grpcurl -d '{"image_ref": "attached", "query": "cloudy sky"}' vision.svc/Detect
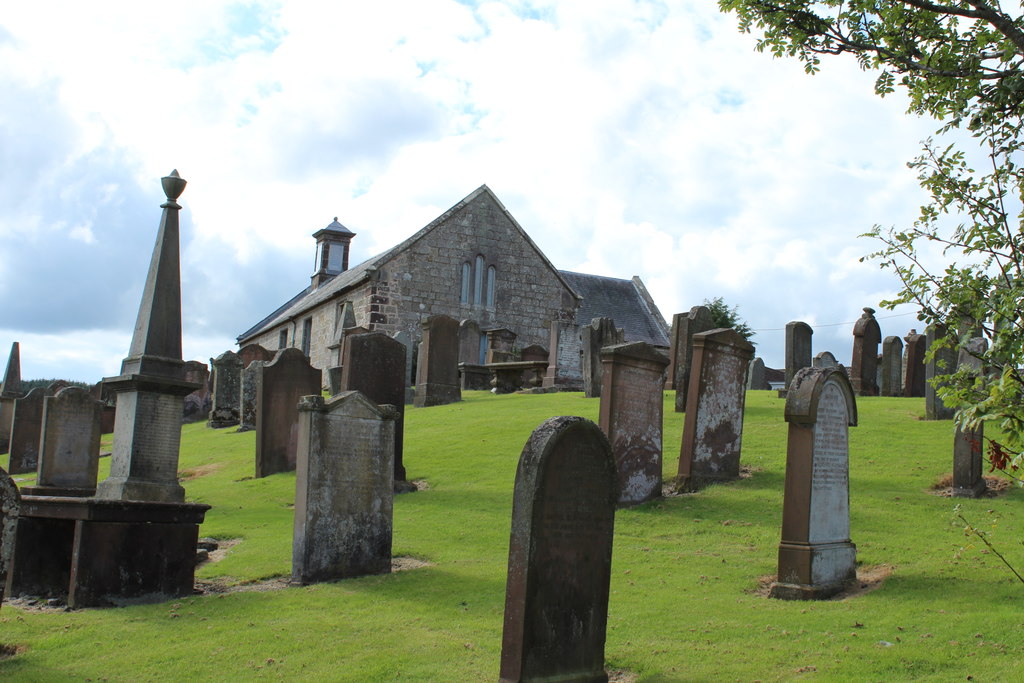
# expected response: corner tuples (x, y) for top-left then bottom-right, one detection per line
(0, 0), (945, 383)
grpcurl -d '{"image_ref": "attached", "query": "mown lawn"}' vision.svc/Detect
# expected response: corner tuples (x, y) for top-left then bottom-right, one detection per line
(1, 390), (1022, 681)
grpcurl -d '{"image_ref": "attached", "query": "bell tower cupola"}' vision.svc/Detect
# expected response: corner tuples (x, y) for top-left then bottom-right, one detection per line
(311, 217), (355, 289)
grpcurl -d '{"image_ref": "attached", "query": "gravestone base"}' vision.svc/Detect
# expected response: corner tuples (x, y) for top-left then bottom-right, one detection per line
(20, 485), (96, 498)
(673, 471), (737, 494)
(7, 496), (209, 609)
(413, 383), (461, 407)
(459, 363), (491, 391)
(206, 410), (239, 429)
(327, 366), (343, 395)
(770, 541), (857, 600)
(952, 481), (988, 498)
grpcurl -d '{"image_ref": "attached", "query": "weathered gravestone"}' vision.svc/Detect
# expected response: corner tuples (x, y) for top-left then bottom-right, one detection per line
(340, 331), (412, 491)
(771, 366), (858, 600)
(327, 326), (371, 394)
(781, 321), (813, 397)
(0, 467), (20, 609)
(238, 343), (274, 369)
(21, 387), (102, 497)
(582, 317), (625, 399)
(182, 360), (211, 423)
(952, 338), (988, 498)
(747, 357), (770, 390)
(925, 324), (958, 420)
(90, 381), (117, 434)
(414, 315), (461, 407)
(599, 342), (670, 506)
(499, 416), (617, 683)
(671, 306), (714, 412)
(880, 336), (904, 397)
(458, 319), (490, 390)
(238, 360), (267, 432)
(208, 350), (243, 428)
(255, 347), (322, 478)
(486, 328), (518, 364)
(292, 392), (396, 584)
(0, 341), (21, 453)
(8, 387), (49, 474)
(850, 307), (881, 396)
(812, 351), (838, 369)
(676, 329), (755, 492)
(902, 329), (927, 398)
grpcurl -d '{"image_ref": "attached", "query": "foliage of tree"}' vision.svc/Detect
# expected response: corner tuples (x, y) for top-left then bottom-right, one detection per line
(719, 0), (1024, 470)
(703, 296), (756, 342)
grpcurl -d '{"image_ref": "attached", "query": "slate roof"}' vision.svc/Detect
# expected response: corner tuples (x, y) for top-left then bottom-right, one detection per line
(558, 270), (670, 347)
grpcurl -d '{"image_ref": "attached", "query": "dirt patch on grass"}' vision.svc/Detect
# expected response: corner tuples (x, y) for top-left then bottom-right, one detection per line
(608, 668), (638, 682)
(180, 463), (225, 481)
(753, 564), (894, 599)
(661, 466), (762, 497)
(411, 479), (430, 491)
(930, 474), (1011, 497)
(202, 538), (242, 564)
(0, 643), (28, 660)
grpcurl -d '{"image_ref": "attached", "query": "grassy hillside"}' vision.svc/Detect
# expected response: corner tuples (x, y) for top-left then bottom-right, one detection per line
(1, 390), (1022, 681)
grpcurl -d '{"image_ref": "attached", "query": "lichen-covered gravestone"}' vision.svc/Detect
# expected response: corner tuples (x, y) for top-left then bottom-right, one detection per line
(0, 467), (20, 609)
(414, 314), (461, 407)
(771, 367), (858, 600)
(292, 392), (396, 584)
(582, 317), (625, 399)
(671, 306), (714, 412)
(7, 386), (49, 474)
(208, 350), (243, 428)
(598, 341), (669, 506)
(255, 348), (322, 478)
(676, 328), (755, 492)
(850, 307), (881, 396)
(237, 359), (267, 432)
(499, 416), (617, 683)
(22, 386), (102, 497)
(781, 321), (813, 397)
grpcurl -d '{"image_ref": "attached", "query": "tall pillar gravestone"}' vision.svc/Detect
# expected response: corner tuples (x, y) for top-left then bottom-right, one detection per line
(7, 387), (48, 474)
(208, 350), (243, 428)
(499, 416), (617, 683)
(0, 341), (22, 453)
(771, 367), (858, 600)
(902, 329), (927, 398)
(340, 331), (412, 491)
(849, 307), (881, 396)
(255, 347), (322, 478)
(880, 335), (904, 397)
(582, 317), (625, 399)
(676, 328), (755, 492)
(0, 468), (20, 609)
(952, 338), (988, 498)
(414, 314), (461, 407)
(672, 306), (714, 412)
(542, 320), (562, 388)
(925, 324), (958, 420)
(598, 342), (670, 506)
(292, 391), (396, 584)
(21, 387), (102, 497)
(781, 321), (813, 397)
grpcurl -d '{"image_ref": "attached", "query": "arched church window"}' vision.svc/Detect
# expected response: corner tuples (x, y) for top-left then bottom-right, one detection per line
(460, 262), (471, 304)
(486, 265), (496, 308)
(473, 255), (485, 305)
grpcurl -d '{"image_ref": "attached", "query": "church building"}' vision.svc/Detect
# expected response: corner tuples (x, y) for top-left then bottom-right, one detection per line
(237, 185), (669, 389)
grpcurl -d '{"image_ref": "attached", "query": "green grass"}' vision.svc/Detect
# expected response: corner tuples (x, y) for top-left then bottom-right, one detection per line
(2, 390), (1023, 681)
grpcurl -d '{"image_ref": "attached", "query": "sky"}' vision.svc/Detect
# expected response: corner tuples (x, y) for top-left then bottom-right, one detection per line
(0, 0), (949, 383)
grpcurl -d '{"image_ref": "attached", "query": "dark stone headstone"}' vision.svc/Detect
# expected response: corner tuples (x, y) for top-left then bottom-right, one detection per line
(771, 366), (858, 600)
(925, 324), (957, 420)
(880, 336), (904, 397)
(952, 338), (988, 498)
(672, 306), (714, 412)
(599, 342), (669, 506)
(237, 360), (267, 432)
(238, 343), (273, 368)
(781, 321), (813, 396)
(340, 332), (409, 487)
(850, 308), (881, 396)
(414, 315), (461, 407)
(255, 348), (322, 478)
(22, 387), (102, 497)
(902, 329), (927, 398)
(812, 351), (838, 369)
(747, 357), (770, 390)
(8, 387), (48, 474)
(676, 328), (755, 491)
(485, 328), (518, 364)
(582, 317), (625, 399)
(0, 467), (20, 609)
(0, 342), (23, 452)
(458, 319), (483, 365)
(208, 350), (243, 428)
(292, 392), (395, 584)
(499, 416), (616, 683)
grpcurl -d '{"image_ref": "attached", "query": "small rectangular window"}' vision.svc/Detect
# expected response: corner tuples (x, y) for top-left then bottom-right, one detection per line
(301, 317), (313, 357)
(278, 329), (288, 349)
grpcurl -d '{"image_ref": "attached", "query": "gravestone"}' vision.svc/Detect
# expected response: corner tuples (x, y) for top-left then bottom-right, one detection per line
(582, 317), (625, 399)
(902, 329), (927, 398)
(458, 319), (490, 390)
(392, 330), (415, 404)
(0, 468), (20, 609)
(520, 345), (548, 363)
(182, 360), (211, 423)
(771, 366), (858, 600)
(208, 350), (243, 428)
(292, 392), (396, 584)
(414, 315), (461, 407)
(238, 343), (273, 369)
(952, 338), (988, 498)
(339, 332), (411, 490)
(850, 307), (881, 396)
(328, 326), (371, 393)
(812, 351), (838, 369)
(485, 328), (518, 364)
(237, 360), (267, 432)
(90, 381), (117, 434)
(880, 336), (904, 397)
(599, 342), (670, 506)
(499, 416), (617, 683)
(0, 342), (21, 453)
(781, 321), (813, 396)
(7, 387), (48, 474)
(255, 348), (323, 478)
(542, 320), (563, 388)
(672, 306), (714, 412)
(925, 324), (957, 420)
(747, 357), (770, 390)
(22, 387), (102, 497)
(676, 328), (755, 492)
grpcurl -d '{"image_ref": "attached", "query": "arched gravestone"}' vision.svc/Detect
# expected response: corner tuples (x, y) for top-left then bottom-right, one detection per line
(599, 342), (670, 506)
(255, 348), (322, 478)
(499, 416), (617, 683)
(747, 357), (769, 390)
(22, 386), (102, 497)
(771, 367), (858, 600)
(782, 321), (813, 396)
(414, 315), (461, 407)
(880, 336), (904, 397)
(8, 387), (49, 474)
(0, 467), (20, 609)
(850, 307), (881, 396)
(208, 350), (243, 428)
(292, 392), (396, 584)
(238, 343), (273, 369)
(671, 306), (714, 412)
(902, 329), (927, 397)
(812, 351), (838, 369)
